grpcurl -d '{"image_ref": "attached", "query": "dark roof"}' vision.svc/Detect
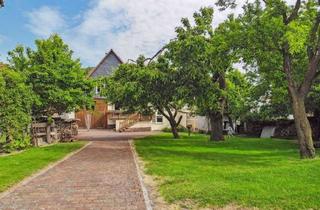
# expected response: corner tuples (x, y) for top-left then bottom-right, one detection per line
(88, 49), (123, 78)
(0, 62), (7, 69)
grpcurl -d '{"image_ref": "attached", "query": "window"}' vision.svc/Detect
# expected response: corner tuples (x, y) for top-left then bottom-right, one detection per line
(95, 86), (100, 95)
(156, 112), (163, 124)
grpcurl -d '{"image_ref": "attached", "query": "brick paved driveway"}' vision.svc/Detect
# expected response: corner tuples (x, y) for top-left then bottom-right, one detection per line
(0, 130), (154, 210)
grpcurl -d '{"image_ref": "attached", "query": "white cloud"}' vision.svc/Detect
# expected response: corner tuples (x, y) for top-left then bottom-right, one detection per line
(26, 6), (66, 37)
(65, 0), (230, 66)
(29, 0), (296, 66)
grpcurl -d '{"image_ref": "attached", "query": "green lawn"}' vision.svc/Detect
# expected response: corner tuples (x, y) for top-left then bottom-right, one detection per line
(135, 133), (320, 210)
(0, 141), (86, 192)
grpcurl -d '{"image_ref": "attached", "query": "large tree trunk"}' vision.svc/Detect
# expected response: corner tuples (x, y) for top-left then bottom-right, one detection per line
(207, 73), (226, 141)
(283, 41), (317, 158)
(290, 90), (316, 158)
(209, 112), (224, 141)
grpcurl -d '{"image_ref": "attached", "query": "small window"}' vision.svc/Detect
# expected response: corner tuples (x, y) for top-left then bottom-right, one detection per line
(156, 112), (163, 124)
(95, 86), (100, 95)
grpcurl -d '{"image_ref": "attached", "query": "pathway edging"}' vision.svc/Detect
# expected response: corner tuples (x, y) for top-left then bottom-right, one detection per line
(0, 141), (92, 200)
(129, 140), (153, 210)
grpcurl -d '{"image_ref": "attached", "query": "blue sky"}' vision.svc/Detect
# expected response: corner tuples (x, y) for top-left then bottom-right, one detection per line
(0, 0), (247, 67)
(0, 1), (89, 62)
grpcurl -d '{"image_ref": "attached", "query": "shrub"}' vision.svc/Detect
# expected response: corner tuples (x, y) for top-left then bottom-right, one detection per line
(162, 125), (188, 133)
(2, 134), (31, 153)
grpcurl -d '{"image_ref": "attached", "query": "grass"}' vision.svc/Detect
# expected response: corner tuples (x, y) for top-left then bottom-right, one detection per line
(135, 133), (320, 210)
(0, 141), (86, 193)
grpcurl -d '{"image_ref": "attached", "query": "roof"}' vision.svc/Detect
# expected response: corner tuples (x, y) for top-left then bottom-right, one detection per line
(0, 62), (7, 69)
(88, 49), (123, 78)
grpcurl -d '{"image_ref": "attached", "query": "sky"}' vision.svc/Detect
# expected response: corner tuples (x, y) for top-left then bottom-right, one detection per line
(0, 0), (295, 67)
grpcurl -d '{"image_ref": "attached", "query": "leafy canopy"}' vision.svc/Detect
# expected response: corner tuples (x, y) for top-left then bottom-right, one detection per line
(8, 34), (93, 117)
(0, 64), (34, 150)
(167, 7), (237, 115)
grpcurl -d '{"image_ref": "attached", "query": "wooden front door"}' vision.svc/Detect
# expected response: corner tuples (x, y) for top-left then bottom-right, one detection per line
(92, 99), (108, 129)
(75, 99), (108, 129)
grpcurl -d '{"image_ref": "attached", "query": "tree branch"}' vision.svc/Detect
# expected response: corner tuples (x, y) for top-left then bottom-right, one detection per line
(173, 108), (178, 118)
(176, 115), (183, 127)
(282, 44), (297, 91)
(308, 12), (320, 59)
(146, 46), (167, 65)
(165, 105), (174, 120)
(285, 0), (301, 24)
(299, 48), (320, 96)
(156, 105), (170, 120)
(300, 8), (320, 95)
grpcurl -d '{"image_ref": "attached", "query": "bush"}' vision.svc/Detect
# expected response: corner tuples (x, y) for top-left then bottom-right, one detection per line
(1, 135), (31, 153)
(162, 125), (188, 133)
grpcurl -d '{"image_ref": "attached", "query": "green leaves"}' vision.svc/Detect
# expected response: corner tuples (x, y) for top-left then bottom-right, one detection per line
(286, 21), (311, 54)
(103, 53), (185, 115)
(0, 64), (34, 149)
(167, 7), (236, 116)
(1, 34), (93, 150)
(8, 34), (94, 117)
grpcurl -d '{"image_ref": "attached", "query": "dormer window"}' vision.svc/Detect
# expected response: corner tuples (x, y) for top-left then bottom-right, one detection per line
(95, 86), (100, 96)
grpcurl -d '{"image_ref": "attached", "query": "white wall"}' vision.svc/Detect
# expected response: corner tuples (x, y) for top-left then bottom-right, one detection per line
(196, 116), (210, 132)
(195, 115), (236, 133)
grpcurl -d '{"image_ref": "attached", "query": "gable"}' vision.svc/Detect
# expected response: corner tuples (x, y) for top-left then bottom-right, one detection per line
(89, 50), (123, 78)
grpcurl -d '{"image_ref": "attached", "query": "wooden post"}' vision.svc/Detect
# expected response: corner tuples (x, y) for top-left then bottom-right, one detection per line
(46, 124), (51, 144)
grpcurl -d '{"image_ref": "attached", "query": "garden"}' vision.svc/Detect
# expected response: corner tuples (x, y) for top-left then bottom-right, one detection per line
(1, 0), (320, 209)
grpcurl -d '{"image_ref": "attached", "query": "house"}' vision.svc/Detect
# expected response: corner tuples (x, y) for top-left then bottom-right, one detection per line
(76, 49), (123, 129)
(75, 49), (198, 131)
(75, 49), (234, 133)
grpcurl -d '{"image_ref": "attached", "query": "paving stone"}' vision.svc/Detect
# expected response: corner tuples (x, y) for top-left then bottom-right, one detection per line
(0, 130), (151, 210)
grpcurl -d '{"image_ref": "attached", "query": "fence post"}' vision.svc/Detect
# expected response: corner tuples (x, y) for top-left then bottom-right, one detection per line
(46, 124), (51, 143)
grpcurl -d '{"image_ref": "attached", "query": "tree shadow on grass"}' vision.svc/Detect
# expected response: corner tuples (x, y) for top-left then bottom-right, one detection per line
(136, 135), (306, 168)
(138, 136), (298, 151)
(138, 146), (299, 167)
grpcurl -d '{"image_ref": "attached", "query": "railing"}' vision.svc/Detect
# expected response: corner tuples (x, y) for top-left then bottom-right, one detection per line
(117, 113), (141, 132)
(108, 110), (130, 120)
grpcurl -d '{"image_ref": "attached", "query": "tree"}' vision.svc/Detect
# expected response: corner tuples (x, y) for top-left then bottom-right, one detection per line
(167, 7), (237, 141)
(245, 69), (292, 121)
(225, 70), (252, 131)
(8, 34), (93, 119)
(0, 0), (4, 8)
(104, 55), (185, 139)
(0, 63), (34, 150)
(218, 0), (320, 158)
